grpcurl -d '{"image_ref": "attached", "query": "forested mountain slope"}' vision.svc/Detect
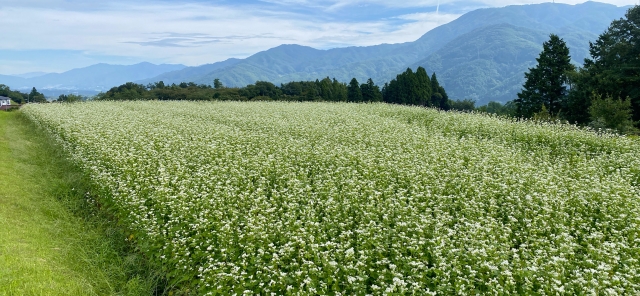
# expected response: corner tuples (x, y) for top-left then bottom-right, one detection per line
(142, 2), (628, 105)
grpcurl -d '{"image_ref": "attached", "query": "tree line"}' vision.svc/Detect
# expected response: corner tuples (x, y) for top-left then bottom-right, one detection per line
(0, 86), (47, 104)
(94, 68), (458, 109)
(0, 85), (86, 104)
(513, 6), (640, 134)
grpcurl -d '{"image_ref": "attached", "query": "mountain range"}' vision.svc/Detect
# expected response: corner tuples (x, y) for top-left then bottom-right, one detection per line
(140, 1), (629, 104)
(0, 2), (631, 105)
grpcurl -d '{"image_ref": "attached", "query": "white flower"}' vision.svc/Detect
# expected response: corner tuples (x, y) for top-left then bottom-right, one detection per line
(23, 101), (640, 294)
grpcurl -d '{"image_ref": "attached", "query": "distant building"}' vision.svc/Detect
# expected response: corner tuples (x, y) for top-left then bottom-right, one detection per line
(0, 96), (11, 106)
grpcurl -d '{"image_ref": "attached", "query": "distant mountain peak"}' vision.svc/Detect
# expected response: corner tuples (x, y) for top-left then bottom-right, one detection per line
(3, 2), (628, 103)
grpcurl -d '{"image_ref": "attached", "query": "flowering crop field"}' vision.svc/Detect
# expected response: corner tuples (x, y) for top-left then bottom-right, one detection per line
(23, 101), (640, 295)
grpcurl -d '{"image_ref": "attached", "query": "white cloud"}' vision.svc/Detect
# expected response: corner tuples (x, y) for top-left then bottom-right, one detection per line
(0, 0), (637, 73)
(261, 0), (636, 8)
(0, 1), (461, 70)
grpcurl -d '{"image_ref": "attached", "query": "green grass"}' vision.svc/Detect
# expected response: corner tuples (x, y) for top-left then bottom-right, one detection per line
(0, 111), (162, 295)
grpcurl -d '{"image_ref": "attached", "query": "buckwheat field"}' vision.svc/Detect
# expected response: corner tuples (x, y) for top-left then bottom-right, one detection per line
(23, 101), (640, 295)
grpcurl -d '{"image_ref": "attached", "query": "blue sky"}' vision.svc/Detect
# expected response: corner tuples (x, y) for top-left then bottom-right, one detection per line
(0, 0), (636, 75)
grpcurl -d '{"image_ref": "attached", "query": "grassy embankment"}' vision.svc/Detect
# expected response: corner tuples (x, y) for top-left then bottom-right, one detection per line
(0, 111), (161, 295)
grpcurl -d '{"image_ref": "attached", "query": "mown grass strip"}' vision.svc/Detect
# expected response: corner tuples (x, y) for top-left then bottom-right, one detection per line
(0, 111), (162, 295)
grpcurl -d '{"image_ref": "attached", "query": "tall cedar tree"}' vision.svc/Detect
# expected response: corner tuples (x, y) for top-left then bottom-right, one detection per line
(566, 6), (640, 126)
(347, 78), (363, 102)
(319, 77), (333, 101)
(431, 73), (450, 110)
(361, 78), (383, 102)
(404, 68), (421, 105)
(415, 67), (432, 106)
(333, 78), (348, 102)
(516, 34), (575, 118)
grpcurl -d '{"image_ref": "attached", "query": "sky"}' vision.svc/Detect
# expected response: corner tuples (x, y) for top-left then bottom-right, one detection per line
(0, 0), (637, 75)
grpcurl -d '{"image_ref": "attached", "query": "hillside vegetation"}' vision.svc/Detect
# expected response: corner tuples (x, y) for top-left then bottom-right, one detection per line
(23, 101), (640, 294)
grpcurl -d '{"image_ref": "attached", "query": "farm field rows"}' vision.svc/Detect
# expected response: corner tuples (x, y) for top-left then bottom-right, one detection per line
(23, 101), (640, 295)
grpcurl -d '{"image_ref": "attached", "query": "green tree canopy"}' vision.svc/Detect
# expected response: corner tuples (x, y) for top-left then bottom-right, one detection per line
(361, 78), (383, 103)
(57, 94), (84, 103)
(0, 84), (27, 104)
(213, 79), (223, 89)
(414, 67), (431, 106)
(430, 73), (449, 110)
(588, 93), (637, 134)
(332, 78), (348, 102)
(449, 99), (476, 112)
(382, 67), (446, 107)
(347, 78), (363, 102)
(29, 87), (47, 103)
(240, 81), (282, 100)
(515, 34), (575, 118)
(318, 77), (334, 101)
(568, 6), (640, 126)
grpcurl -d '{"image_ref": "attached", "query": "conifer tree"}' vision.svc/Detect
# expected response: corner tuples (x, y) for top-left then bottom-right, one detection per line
(389, 80), (400, 104)
(568, 6), (640, 126)
(430, 73), (449, 109)
(361, 78), (382, 102)
(515, 34), (574, 118)
(332, 78), (348, 102)
(403, 68), (421, 105)
(347, 78), (363, 102)
(319, 77), (333, 101)
(29, 87), (47, 103)
(415, 67), (432, 106)
(371, 79), (383, 102)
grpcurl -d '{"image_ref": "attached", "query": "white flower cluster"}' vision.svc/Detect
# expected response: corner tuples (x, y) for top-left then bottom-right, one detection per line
(23, 101), (640, 295)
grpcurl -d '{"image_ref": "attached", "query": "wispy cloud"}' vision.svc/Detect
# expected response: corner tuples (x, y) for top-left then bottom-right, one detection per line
(0, 0), (636, 74)
(125, 38), (204, 48)
(124, 32), (291, 48)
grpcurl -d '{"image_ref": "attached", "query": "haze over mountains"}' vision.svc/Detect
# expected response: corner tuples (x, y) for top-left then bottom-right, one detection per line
(13, 72), (50, 79)
(0, 2), (630, 104)
(0, 63), (185, 96)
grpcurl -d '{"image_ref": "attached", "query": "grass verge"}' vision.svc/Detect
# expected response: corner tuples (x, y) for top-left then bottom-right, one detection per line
(0, 111), (164, 295)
